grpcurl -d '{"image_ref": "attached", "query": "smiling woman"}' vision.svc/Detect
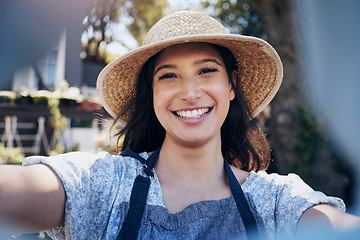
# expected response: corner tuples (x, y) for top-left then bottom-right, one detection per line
(0, 10), (359, 240)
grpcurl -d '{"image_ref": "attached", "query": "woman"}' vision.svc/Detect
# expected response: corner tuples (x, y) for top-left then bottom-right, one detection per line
(0, 11), (359, 239)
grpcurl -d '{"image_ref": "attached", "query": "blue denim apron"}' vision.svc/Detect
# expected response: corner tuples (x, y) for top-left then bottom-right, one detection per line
(117, 147), (259, 239)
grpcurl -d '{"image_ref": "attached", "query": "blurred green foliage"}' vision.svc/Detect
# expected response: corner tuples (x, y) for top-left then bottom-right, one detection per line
(202, 0), (263, 37)
(293, 107), (327, 177)
(0, 143), (25, 164)
(81, 0), (168, 65)
(48, 97), (66, 155)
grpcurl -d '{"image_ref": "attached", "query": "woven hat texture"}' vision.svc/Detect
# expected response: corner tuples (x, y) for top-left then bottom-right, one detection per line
(97, 11), (283, 122)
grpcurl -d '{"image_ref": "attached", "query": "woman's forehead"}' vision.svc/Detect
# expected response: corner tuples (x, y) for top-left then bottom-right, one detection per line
(155, 42), (224, 66)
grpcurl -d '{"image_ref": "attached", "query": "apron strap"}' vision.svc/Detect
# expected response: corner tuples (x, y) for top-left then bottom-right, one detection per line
(224, 159), (260, 238)
(117, 175), (150, 240)
(116, 147), (160, 240)
(120, 149), (146, 164)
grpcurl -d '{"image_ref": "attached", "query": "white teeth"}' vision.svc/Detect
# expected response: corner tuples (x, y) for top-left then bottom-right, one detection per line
(176, 108), (210, 118)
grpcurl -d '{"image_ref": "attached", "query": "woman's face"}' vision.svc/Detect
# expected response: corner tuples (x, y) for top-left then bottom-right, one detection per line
(152, 43), (235, 147)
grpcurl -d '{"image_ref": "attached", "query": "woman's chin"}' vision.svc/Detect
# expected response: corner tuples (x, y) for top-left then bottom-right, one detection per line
(167, 132), (218, 148)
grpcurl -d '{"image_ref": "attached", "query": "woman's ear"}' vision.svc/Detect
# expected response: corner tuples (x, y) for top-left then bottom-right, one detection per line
(229, 70), (236, 101)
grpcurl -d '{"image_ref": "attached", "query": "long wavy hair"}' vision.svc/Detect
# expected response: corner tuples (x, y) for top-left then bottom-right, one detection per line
(113, 43), (270, 172)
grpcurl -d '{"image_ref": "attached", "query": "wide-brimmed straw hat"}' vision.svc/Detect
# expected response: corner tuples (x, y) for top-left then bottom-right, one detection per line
(97, 10), (283, 123)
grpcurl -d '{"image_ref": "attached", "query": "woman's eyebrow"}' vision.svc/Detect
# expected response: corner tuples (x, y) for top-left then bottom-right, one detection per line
(195, 58), (222, 66)
(154, 58), (222, 75)
(154, 64), (176, 75)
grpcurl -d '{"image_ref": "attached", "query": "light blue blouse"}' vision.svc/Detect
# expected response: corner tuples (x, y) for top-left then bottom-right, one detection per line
(23, 151), (345, 239)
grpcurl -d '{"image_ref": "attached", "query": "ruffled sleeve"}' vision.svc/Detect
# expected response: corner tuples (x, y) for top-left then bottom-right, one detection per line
(243, 171), (345, 239)
(23, 151), (126, 239)
(275, 173), (345, 237)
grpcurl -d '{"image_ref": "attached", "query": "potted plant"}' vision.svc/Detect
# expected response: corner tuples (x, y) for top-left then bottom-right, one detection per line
(0, 91), (16, 104)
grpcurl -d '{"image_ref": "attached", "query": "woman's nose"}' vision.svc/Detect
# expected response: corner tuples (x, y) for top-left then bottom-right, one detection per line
(179, 78), (201, 102)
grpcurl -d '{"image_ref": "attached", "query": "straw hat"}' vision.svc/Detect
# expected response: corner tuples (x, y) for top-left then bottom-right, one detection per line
(97, 11), (283, 123)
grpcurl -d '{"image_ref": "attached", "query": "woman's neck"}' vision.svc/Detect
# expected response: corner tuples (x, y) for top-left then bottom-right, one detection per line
(153, 134), (235, 213)
(154, 134), (225, 186)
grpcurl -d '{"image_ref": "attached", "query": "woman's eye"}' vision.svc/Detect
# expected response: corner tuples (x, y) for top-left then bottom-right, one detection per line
(199, 68), (218, 75)
(158, 73), (177, 80)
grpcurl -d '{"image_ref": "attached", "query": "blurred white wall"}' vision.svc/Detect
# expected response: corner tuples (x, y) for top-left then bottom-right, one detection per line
(0, 0), (86, 89)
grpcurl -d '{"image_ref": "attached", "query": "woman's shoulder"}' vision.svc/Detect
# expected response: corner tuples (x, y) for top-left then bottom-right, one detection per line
(22, 150), (150, 188)
(23, 150), (146, 167)
(230, 167), (309, 200)
(231, 166), (301, 189)
(240, 170), (317, 203)
(22, 150), (154, 199)
(242, 170), (345, 211)
(243, 170), (308, 189)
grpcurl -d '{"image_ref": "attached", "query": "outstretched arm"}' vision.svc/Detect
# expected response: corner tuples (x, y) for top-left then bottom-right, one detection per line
(298, 204), (360, 232)
(0, 164), (65, 234)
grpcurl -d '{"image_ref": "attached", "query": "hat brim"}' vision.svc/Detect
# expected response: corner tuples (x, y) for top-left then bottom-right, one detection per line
(97, 33), (283, 122)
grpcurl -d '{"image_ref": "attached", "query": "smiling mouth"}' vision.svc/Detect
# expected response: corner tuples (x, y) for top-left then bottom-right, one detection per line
(173, 107), (212, 119)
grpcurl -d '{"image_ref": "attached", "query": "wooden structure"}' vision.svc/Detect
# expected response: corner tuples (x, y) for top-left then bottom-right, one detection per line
(0, 102), (107, 156)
